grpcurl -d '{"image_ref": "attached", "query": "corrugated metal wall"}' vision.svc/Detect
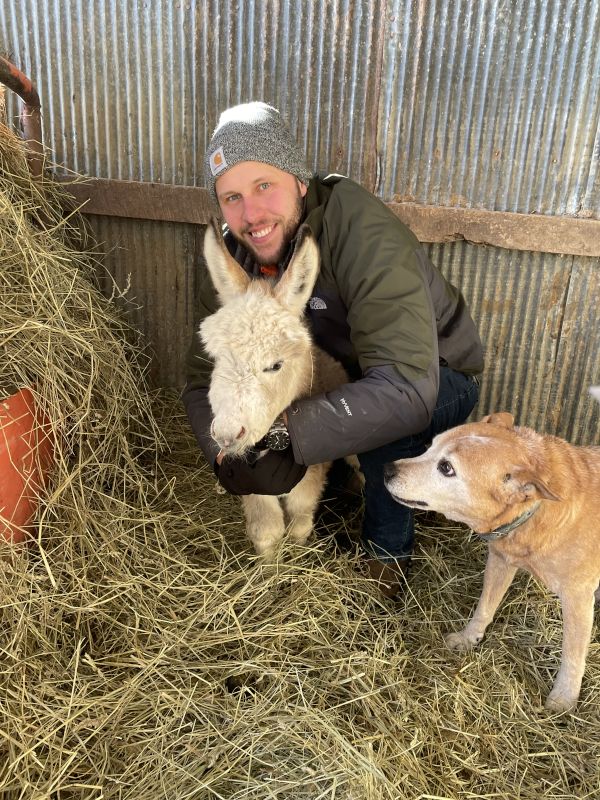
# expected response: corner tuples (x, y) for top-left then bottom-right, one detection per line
(1, 0), (598, 443)
(381, 0), (600, 215)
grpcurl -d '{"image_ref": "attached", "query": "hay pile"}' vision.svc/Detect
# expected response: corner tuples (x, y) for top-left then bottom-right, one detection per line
(1, 122), (598, 800)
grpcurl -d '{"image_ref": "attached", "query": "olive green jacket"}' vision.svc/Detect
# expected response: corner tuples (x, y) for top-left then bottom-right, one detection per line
(182, 174), (484, 466)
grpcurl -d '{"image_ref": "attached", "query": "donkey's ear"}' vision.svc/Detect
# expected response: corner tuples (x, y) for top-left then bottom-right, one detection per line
(203, 217), (250, 304)
(274, 225), (320, 315)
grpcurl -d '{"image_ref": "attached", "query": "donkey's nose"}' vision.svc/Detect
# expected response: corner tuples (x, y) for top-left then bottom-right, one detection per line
(211, 423), (246, 449)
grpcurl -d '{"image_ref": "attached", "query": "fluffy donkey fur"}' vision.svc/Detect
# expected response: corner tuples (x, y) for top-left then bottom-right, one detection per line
(200, 218), (354, 559)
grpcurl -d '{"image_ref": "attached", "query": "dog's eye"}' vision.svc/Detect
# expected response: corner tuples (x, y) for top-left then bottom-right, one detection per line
(503, 473), (512, 483)
(264, 360), (283, 373)
(438, 459), (455, 477)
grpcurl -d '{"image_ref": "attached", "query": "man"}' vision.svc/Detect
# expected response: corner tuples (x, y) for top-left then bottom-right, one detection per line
(183, 101), (484, 598)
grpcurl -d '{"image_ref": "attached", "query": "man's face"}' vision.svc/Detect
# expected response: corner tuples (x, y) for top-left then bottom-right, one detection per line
(215, 161), (308, 265)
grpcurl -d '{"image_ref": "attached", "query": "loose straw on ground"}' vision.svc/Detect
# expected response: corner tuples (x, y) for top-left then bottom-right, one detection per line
(0, 122), (598, 799)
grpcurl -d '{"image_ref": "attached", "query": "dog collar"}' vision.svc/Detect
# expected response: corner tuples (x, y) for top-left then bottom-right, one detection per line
(474, 501), (542, 542)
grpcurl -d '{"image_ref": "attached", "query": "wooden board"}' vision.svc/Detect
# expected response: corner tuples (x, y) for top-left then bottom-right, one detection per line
(58, 177), (600, 257)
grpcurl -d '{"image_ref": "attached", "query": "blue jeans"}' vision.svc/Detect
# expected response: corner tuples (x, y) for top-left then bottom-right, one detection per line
(358, 367), (480, 562)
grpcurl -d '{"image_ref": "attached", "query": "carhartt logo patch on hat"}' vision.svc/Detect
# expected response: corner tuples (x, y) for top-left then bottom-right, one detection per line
(209, 146), (228, 176)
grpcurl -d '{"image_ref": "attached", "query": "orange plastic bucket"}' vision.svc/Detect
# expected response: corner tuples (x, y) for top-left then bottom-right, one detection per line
(0, 387), (54, 543)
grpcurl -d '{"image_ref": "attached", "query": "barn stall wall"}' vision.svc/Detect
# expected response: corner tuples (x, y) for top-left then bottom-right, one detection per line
(1, 0), (598, 444)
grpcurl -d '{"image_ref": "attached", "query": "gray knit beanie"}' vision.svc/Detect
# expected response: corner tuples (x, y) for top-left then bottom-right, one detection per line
(205, 102), (312, 202)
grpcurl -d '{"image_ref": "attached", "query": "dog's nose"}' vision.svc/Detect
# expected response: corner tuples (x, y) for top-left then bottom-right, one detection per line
(383, 463), (396, 482)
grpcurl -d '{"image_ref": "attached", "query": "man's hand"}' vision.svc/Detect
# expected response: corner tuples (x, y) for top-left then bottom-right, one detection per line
(215, 447), (307, 496)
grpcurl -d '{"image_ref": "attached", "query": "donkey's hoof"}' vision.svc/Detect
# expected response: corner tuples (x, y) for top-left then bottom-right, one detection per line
(545, 690), (578, 713)
(288, 526), (314, 546)
(445, 631), (477, 651)
(250, 535), (283, 563)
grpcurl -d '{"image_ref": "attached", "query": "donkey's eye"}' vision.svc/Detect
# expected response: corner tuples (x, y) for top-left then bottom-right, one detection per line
(264, 360), (283, 373)
(438, 459), (455, 477)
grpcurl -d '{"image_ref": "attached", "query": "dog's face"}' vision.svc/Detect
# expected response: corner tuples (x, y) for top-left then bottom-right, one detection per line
(384, 412), (559, 533)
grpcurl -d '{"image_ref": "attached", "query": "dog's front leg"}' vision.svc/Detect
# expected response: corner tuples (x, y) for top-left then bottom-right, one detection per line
(446, 549), (517, 650)
(545, 589), (595, 712)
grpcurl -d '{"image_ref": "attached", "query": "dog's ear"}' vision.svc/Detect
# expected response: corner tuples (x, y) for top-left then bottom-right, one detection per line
(510, 467), (561, 502)
(481, 412), (515, 429)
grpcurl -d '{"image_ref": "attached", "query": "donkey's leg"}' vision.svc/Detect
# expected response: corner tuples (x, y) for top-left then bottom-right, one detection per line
(344, 454), (365, 488)
(283, 464), (328, 545)
(241, 494), (285, 560)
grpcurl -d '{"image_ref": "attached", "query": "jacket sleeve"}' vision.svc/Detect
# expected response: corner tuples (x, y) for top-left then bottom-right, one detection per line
(181, 269), (221, 467)
(287, 181), (442, 465)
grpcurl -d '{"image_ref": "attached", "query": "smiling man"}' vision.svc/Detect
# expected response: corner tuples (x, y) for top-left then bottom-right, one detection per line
(216, 162), (307, 266)
(183, 101), (484, 598)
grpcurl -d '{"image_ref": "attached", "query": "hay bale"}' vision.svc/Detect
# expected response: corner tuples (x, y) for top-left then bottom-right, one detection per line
(0, 123), (598, 799)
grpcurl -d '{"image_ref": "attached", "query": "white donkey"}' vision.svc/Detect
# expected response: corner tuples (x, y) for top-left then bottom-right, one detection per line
(200, 219), (355, 559)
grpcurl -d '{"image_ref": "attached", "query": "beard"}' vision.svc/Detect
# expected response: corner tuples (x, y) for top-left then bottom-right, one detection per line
(232, 187), (305, 266)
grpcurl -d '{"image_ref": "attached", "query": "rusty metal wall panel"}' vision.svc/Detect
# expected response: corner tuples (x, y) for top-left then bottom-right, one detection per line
(1, 0), (383, 189)
(547, 256), (600, 442)
(2, 0), (200, 183)
(166, 0), (385, 190)
(5, 0), (596, 211)
(87, 215), (200, 388)
(187, 0), (385, 191)
(380, 0), (600, 216)
(428, 242), (599, 444)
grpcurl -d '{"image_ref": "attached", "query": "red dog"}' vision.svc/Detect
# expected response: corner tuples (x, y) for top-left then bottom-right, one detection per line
(384, 412), (600, 712)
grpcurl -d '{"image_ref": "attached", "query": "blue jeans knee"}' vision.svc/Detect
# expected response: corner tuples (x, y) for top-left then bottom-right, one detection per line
(357, 368), (480, 562)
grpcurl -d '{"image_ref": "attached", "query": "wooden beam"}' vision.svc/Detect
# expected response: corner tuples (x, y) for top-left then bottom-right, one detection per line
(388, 202), (600, 258)
(60, 177), (214, 225)
(58, 176), (600, 257)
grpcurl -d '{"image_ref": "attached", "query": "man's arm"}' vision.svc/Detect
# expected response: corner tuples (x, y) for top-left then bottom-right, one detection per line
(287, 363), (437, 465)
(287, 179), (481, 465)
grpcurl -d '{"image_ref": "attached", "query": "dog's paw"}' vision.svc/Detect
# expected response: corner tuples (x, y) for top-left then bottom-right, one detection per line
(544, 692), (578, 714)
(445, 631), (480, 651)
